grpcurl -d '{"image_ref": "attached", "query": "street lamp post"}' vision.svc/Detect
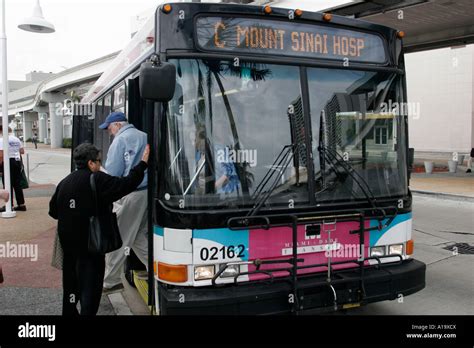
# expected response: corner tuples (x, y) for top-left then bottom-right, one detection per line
(1, 0), (15, 218)
(1, 0), (54, 218)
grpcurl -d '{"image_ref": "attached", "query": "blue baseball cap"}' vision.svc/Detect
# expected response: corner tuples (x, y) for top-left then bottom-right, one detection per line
(99, 111), (127, 129)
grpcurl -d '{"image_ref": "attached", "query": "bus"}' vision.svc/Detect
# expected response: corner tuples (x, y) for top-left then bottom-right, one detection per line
(77, 2), (426, 315)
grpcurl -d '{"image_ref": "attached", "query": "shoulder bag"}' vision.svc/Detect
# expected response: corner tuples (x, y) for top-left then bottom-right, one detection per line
(51, 229), (63, 270)
(88, 173), (123, 254)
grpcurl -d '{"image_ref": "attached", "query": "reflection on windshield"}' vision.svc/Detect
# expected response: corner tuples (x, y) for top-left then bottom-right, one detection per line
(161, 59), (309, 209)
(309, 68), (407, 202)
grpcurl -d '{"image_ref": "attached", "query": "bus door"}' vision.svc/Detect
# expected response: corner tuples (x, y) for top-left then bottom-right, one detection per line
(71, 103), (95, 171)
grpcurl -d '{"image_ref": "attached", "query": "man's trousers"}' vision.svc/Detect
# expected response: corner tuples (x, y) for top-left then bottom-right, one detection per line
(103, 189), (148, 288)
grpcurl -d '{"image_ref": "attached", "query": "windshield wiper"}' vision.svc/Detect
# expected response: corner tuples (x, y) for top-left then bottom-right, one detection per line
(318, 111), (397, 229)
(183, 158), (206, 196)
(322, 147), (398, 230)
(247, 144), (298, 217)
(321, 145), (377, 206)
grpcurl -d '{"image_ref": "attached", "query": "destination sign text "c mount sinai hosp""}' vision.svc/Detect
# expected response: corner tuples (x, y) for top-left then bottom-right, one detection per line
(196, 17), (387, 63)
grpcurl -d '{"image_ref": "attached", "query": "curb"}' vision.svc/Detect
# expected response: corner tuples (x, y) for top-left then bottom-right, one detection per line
(411, 190), (474, 203)
(107, 292), (133, 315)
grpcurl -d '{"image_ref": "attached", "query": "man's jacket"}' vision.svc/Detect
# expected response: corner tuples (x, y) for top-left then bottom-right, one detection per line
(105, 124), (148, 190)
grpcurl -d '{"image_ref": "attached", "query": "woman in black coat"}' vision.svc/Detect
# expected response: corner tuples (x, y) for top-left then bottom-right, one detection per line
(49, 143), (149, 315)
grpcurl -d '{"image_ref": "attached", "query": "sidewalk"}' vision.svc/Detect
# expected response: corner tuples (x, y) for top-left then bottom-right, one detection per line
(23, 141), (71, 154)
(0, 156), (115, 314)
(23, 142), (71, 186)
(410, 170), (474, 200)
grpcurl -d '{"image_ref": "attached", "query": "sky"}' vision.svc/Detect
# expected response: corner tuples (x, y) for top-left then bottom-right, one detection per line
(5, 0), (157, 80)
(4, 0), (352, 81)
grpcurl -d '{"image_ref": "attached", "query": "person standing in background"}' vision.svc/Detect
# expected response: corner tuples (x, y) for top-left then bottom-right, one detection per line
(32, 133), (38, 149)
(0, 126), (26, 212)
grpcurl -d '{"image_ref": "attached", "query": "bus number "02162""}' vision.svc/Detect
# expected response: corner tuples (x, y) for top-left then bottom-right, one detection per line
(200, 245), (245, 261)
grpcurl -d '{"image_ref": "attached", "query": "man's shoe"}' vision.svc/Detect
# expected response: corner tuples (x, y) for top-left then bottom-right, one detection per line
(467, 169), (472, 173)
(0, 207), (5, 213)
(14, 205), (27, 211)
(103, 283), (124, 294)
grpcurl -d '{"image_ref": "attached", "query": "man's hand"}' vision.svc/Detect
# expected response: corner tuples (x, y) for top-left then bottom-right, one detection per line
(142, 144), (150, 164)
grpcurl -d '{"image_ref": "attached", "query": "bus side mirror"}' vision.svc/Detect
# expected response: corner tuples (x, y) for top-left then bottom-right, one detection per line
(139, 61), (176, 102)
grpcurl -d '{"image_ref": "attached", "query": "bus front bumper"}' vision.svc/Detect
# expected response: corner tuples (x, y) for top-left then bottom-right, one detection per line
(157, 258), (426, 315)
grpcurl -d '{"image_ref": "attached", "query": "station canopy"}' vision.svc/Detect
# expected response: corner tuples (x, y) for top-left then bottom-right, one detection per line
(326, 0), (474, 53)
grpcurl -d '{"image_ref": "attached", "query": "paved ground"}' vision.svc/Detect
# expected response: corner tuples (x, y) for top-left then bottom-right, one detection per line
(411, 171), (474, 198)
(23, 143), (71, 186)
(1, 146), (472, 315)
(0, 146), (116, 315)
(346, 195), (474, 315)
(0, 186), (115, 315)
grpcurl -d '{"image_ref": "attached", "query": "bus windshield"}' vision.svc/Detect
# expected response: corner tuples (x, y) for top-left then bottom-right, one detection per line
(160, 59), (407, 210)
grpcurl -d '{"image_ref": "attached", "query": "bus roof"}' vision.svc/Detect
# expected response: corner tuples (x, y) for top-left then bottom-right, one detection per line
(82, 13), (155, 104)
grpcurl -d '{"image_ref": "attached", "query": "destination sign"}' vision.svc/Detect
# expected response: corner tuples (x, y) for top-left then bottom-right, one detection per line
(196, 17), (387, 63)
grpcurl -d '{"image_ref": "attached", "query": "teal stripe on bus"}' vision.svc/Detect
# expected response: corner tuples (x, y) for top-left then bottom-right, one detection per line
(154, 226), (164, 236)
(369, 212), (412, 246)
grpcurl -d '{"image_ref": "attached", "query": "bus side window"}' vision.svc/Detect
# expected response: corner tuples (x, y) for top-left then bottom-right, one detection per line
(102, 93), (112, 160)
(94, 98), (104, 157)
(127, 77), (149, 133)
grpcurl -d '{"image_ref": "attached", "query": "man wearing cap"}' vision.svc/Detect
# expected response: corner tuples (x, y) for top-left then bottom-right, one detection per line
(99, 112), (149, 292)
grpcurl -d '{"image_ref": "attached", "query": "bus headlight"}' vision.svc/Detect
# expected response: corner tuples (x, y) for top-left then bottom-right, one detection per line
(389, 244), (404, 255)
(194, 265), (215, 280)
(370, 246), (385, 257)
(221, 264), (240, 278)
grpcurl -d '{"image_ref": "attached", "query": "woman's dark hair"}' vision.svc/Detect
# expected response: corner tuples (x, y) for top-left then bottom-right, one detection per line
(73, 143), (100, 169)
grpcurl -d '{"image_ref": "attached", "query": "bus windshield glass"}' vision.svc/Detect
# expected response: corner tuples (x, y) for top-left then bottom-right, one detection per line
(309, 68), (407, 202)
(162, 59), (309, 209)
(160, 59), (407, 210)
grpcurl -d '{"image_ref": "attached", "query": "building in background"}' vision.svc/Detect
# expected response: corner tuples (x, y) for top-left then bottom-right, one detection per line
(5, 53), (118, 148)
(405, 44), (474, 158)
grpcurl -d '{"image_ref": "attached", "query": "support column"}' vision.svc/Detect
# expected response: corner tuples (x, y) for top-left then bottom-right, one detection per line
(23, 112), (35, 142)
(63, 115), (72, 139)
(48, 102), (62, 148)
(33, 106), (49, 144)
(38, 113), (47, 142)
(41, 92), (65, 148)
